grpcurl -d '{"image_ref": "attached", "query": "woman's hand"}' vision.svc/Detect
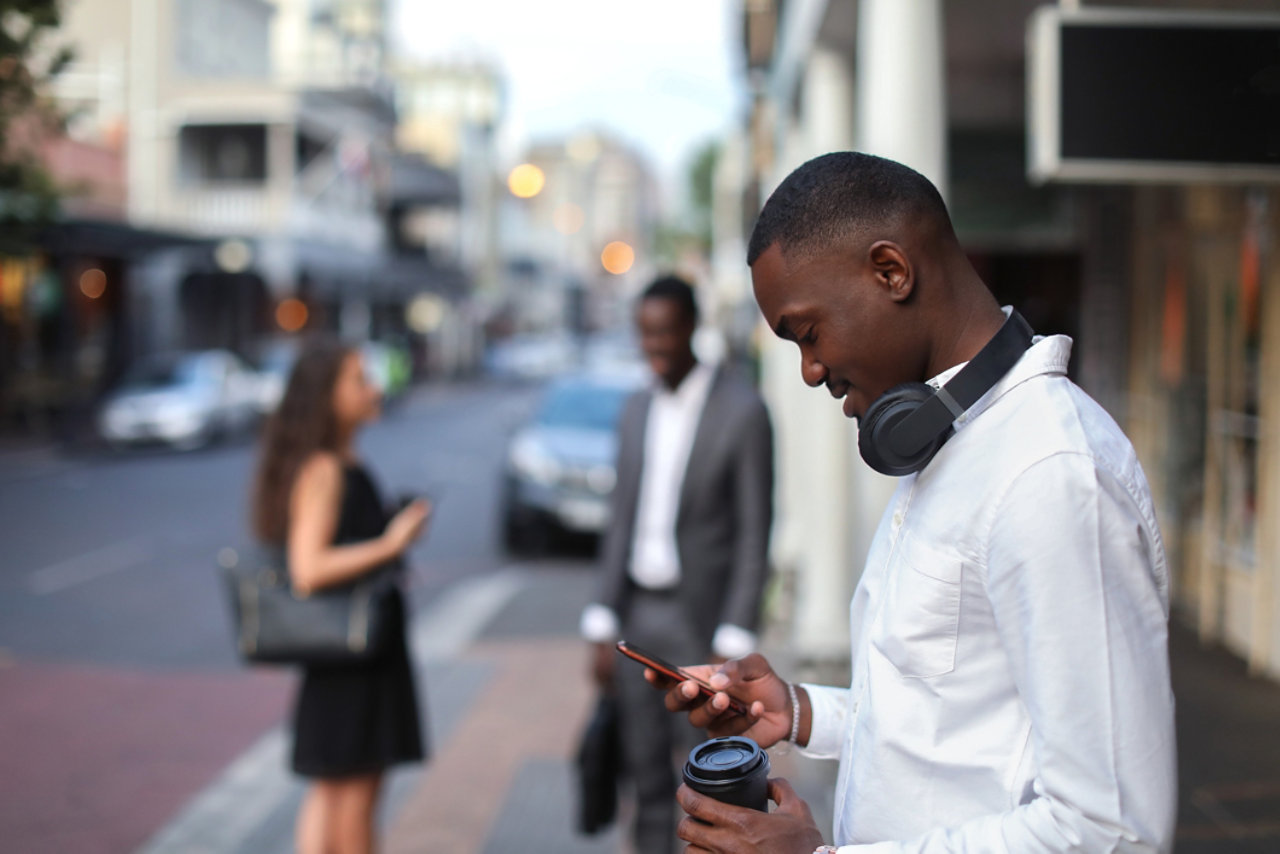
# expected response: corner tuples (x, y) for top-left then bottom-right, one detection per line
(647, 653), (801, 749)
(384, 499), (431, 554)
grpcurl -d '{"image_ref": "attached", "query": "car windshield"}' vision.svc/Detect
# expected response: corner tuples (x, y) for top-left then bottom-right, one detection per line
(122, 357), (206, 390)
(536, 382), (629, 431)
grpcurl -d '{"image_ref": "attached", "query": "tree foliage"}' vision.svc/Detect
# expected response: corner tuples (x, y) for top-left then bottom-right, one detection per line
(0, 0), (72, 253)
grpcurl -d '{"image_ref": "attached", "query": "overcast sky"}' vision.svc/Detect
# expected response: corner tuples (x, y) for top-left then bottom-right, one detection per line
(391, 0), (745, 188)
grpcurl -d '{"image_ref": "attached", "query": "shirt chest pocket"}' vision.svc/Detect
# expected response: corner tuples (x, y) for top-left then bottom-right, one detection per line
(871, 536), (964, 678)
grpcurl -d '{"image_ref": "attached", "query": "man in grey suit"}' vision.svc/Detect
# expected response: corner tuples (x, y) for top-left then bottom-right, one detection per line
(580, 274), (774, 853)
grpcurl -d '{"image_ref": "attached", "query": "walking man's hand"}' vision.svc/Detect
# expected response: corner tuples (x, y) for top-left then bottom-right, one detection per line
(676, 778), (825, 853)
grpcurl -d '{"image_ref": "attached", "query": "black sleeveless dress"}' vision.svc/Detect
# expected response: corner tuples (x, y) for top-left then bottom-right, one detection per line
(290, 464), (426, 778)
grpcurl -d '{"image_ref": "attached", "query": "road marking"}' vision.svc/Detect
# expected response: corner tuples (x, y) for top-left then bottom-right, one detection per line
(26, 536), (157, 596)
(411, 566), (526, 661)
(132, 568), (527, 854)
(133, 726), (294, 854)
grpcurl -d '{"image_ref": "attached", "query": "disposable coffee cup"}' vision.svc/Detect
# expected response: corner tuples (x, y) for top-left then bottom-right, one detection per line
(682, 736), (770, 812)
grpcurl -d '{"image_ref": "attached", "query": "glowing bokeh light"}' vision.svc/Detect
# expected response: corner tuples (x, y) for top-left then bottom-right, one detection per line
(507, 163), (546, 199)
(79, 268), (108, 299)
(553, 203), (585, 235)
(276, 298), (309, 332)
(601, 241), (635, 275)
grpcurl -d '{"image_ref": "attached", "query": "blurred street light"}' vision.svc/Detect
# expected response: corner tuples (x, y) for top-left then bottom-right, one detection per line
(601, 241), (635, 275)
(507, 163), (546, 198)
(79, 268), (107, 299)
(276, 298), (309, 332)
(553, 203), (585, 235)
(214, 239), (254, 274)
(406, 293), (446, 334)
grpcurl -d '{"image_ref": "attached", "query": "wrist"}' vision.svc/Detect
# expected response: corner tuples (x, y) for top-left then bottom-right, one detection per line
(379, 532), (403, 560)
(795, 684), (813, 748)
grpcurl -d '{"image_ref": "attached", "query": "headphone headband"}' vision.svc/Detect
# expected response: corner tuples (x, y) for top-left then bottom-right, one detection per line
(888, 310), (1034, 459)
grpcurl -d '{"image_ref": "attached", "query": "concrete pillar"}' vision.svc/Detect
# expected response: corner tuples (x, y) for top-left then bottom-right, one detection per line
(764, 46), (861, 661)
(847, 0), (948, 619)
(855, 0), (948, 196)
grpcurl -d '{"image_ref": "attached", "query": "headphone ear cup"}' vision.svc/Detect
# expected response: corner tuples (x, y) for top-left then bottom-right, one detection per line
(858, 383), (950, 476)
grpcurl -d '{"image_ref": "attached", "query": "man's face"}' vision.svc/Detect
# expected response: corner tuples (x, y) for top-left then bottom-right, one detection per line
(635, 296), (695, 387)
(751, 242), (922, 421)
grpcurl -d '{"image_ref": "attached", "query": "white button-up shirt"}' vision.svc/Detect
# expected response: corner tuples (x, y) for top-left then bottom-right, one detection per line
(580, 361), (758, 658)
(802, 333), (1177, 852)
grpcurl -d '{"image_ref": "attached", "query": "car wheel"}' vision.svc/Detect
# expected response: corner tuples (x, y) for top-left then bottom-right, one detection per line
(501, 492), (550, 556)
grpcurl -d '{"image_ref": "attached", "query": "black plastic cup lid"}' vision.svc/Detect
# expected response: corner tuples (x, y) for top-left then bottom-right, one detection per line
(685, 736), (766, 781)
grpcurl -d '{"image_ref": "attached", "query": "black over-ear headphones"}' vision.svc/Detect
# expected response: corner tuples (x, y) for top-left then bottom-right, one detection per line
(857, 309), (1035, 476)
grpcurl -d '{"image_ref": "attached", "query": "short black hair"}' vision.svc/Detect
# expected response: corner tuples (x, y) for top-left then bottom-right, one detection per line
(746, 151), (954, 266)
(640, 274), (699, 325)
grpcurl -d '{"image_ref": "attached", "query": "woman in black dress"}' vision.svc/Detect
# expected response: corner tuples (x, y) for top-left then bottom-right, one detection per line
(251, 340), (430, 854)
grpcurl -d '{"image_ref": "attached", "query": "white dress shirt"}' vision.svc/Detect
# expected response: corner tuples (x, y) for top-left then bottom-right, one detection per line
(801, 332), (1177, 852)
(580, 362), (759, 659)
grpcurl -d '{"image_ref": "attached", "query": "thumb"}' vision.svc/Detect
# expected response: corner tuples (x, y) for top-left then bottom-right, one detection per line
(710, 652), (774, 689)
(767, 776), (803, 811)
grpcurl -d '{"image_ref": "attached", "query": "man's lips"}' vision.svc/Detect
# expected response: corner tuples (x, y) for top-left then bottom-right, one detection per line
(827, 381), (860, 419)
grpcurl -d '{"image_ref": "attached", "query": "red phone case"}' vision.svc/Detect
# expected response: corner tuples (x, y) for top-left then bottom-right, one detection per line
(616, 641), (748, 715)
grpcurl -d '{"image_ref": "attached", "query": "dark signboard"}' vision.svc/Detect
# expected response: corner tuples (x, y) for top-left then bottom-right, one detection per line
(1029, 7), (1280, 183)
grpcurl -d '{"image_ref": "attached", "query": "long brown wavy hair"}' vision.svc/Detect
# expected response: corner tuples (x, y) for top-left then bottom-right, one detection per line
(251, 339), (355, 544)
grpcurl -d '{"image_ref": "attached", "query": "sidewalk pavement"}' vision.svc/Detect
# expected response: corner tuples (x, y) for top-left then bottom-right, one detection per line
(138, 563), (1280, 853)
(136, 562), (834, 854)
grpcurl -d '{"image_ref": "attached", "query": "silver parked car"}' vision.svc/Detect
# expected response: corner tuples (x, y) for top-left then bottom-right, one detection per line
(501, 371), (642, 552)
(99, 350), (259, 450)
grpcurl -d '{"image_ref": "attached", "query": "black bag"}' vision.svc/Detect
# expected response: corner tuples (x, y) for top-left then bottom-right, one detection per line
(220, 545), (397, 666)
(575, 693), (622, 835)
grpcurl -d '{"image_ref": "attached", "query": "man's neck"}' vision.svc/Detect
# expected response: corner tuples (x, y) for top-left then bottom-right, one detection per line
(660, 357), (699, 392)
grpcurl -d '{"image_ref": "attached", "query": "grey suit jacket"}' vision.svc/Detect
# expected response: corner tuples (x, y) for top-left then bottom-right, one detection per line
(597, 365), (774, 651)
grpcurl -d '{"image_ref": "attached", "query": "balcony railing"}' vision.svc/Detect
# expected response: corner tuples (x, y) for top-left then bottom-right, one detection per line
(165, 184), (382, 251)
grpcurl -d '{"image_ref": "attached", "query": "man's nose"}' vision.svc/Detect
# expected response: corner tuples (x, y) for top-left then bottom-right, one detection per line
(800, 353), (827, 388)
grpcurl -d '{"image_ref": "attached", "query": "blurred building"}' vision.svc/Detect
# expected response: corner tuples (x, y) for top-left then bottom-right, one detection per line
(729, 0), (1280, 680)
(500, 131), (659, 334)
(0, 0), (483, 437)
(391, 57), (505, 346)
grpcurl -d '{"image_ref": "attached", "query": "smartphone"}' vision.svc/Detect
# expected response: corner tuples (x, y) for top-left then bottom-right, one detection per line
(615, 640), (749, 716)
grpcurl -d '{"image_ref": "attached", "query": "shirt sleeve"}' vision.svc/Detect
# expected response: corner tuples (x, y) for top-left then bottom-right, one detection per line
(798, 683), (848, 760)
(579, 603), (620, 643)
(839, 453), (1177, 852)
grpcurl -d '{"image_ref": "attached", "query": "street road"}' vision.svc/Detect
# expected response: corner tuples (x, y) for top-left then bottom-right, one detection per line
(0, 380), (547, 852)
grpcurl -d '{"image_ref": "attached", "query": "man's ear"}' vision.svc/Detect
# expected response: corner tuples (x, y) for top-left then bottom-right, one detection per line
(867, 241), (913, 303)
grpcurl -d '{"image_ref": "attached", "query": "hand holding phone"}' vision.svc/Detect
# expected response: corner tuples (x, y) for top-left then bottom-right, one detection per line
(616, 640), (749, 716)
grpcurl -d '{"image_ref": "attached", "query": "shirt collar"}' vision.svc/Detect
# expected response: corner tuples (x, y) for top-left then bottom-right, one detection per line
(653, 360), (715, 403)
(927, 307), (1073, 432)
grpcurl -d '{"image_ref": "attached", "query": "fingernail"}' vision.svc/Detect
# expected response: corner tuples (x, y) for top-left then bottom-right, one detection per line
(710, 673), (729, 689)
(682, 682), (697, 699)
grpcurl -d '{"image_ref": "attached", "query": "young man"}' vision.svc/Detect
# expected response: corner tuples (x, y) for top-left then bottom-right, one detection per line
(655, 153), (1177, 853)
(581, 275), (774, 853)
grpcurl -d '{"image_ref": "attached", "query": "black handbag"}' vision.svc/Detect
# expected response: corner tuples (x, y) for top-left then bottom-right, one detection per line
(575, 693), (623, 835)
(219, 545), (397, 666)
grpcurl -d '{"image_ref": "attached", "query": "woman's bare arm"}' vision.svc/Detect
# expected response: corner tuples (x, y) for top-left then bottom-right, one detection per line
(286, 454), (426, 594)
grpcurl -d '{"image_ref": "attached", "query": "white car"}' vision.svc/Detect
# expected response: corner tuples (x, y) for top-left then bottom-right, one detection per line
(99, 350), (260, 450)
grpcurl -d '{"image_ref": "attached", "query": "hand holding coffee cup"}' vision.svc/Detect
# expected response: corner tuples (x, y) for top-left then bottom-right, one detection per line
(676, 742), (825, 851)
(683, 736), (771, 811)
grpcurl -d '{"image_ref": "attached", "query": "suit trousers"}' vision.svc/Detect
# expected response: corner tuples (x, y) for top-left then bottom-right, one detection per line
(616, 589), (708, 854)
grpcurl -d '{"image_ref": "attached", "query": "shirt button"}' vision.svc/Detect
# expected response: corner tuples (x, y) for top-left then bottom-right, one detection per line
(892, 511), (904, 529)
